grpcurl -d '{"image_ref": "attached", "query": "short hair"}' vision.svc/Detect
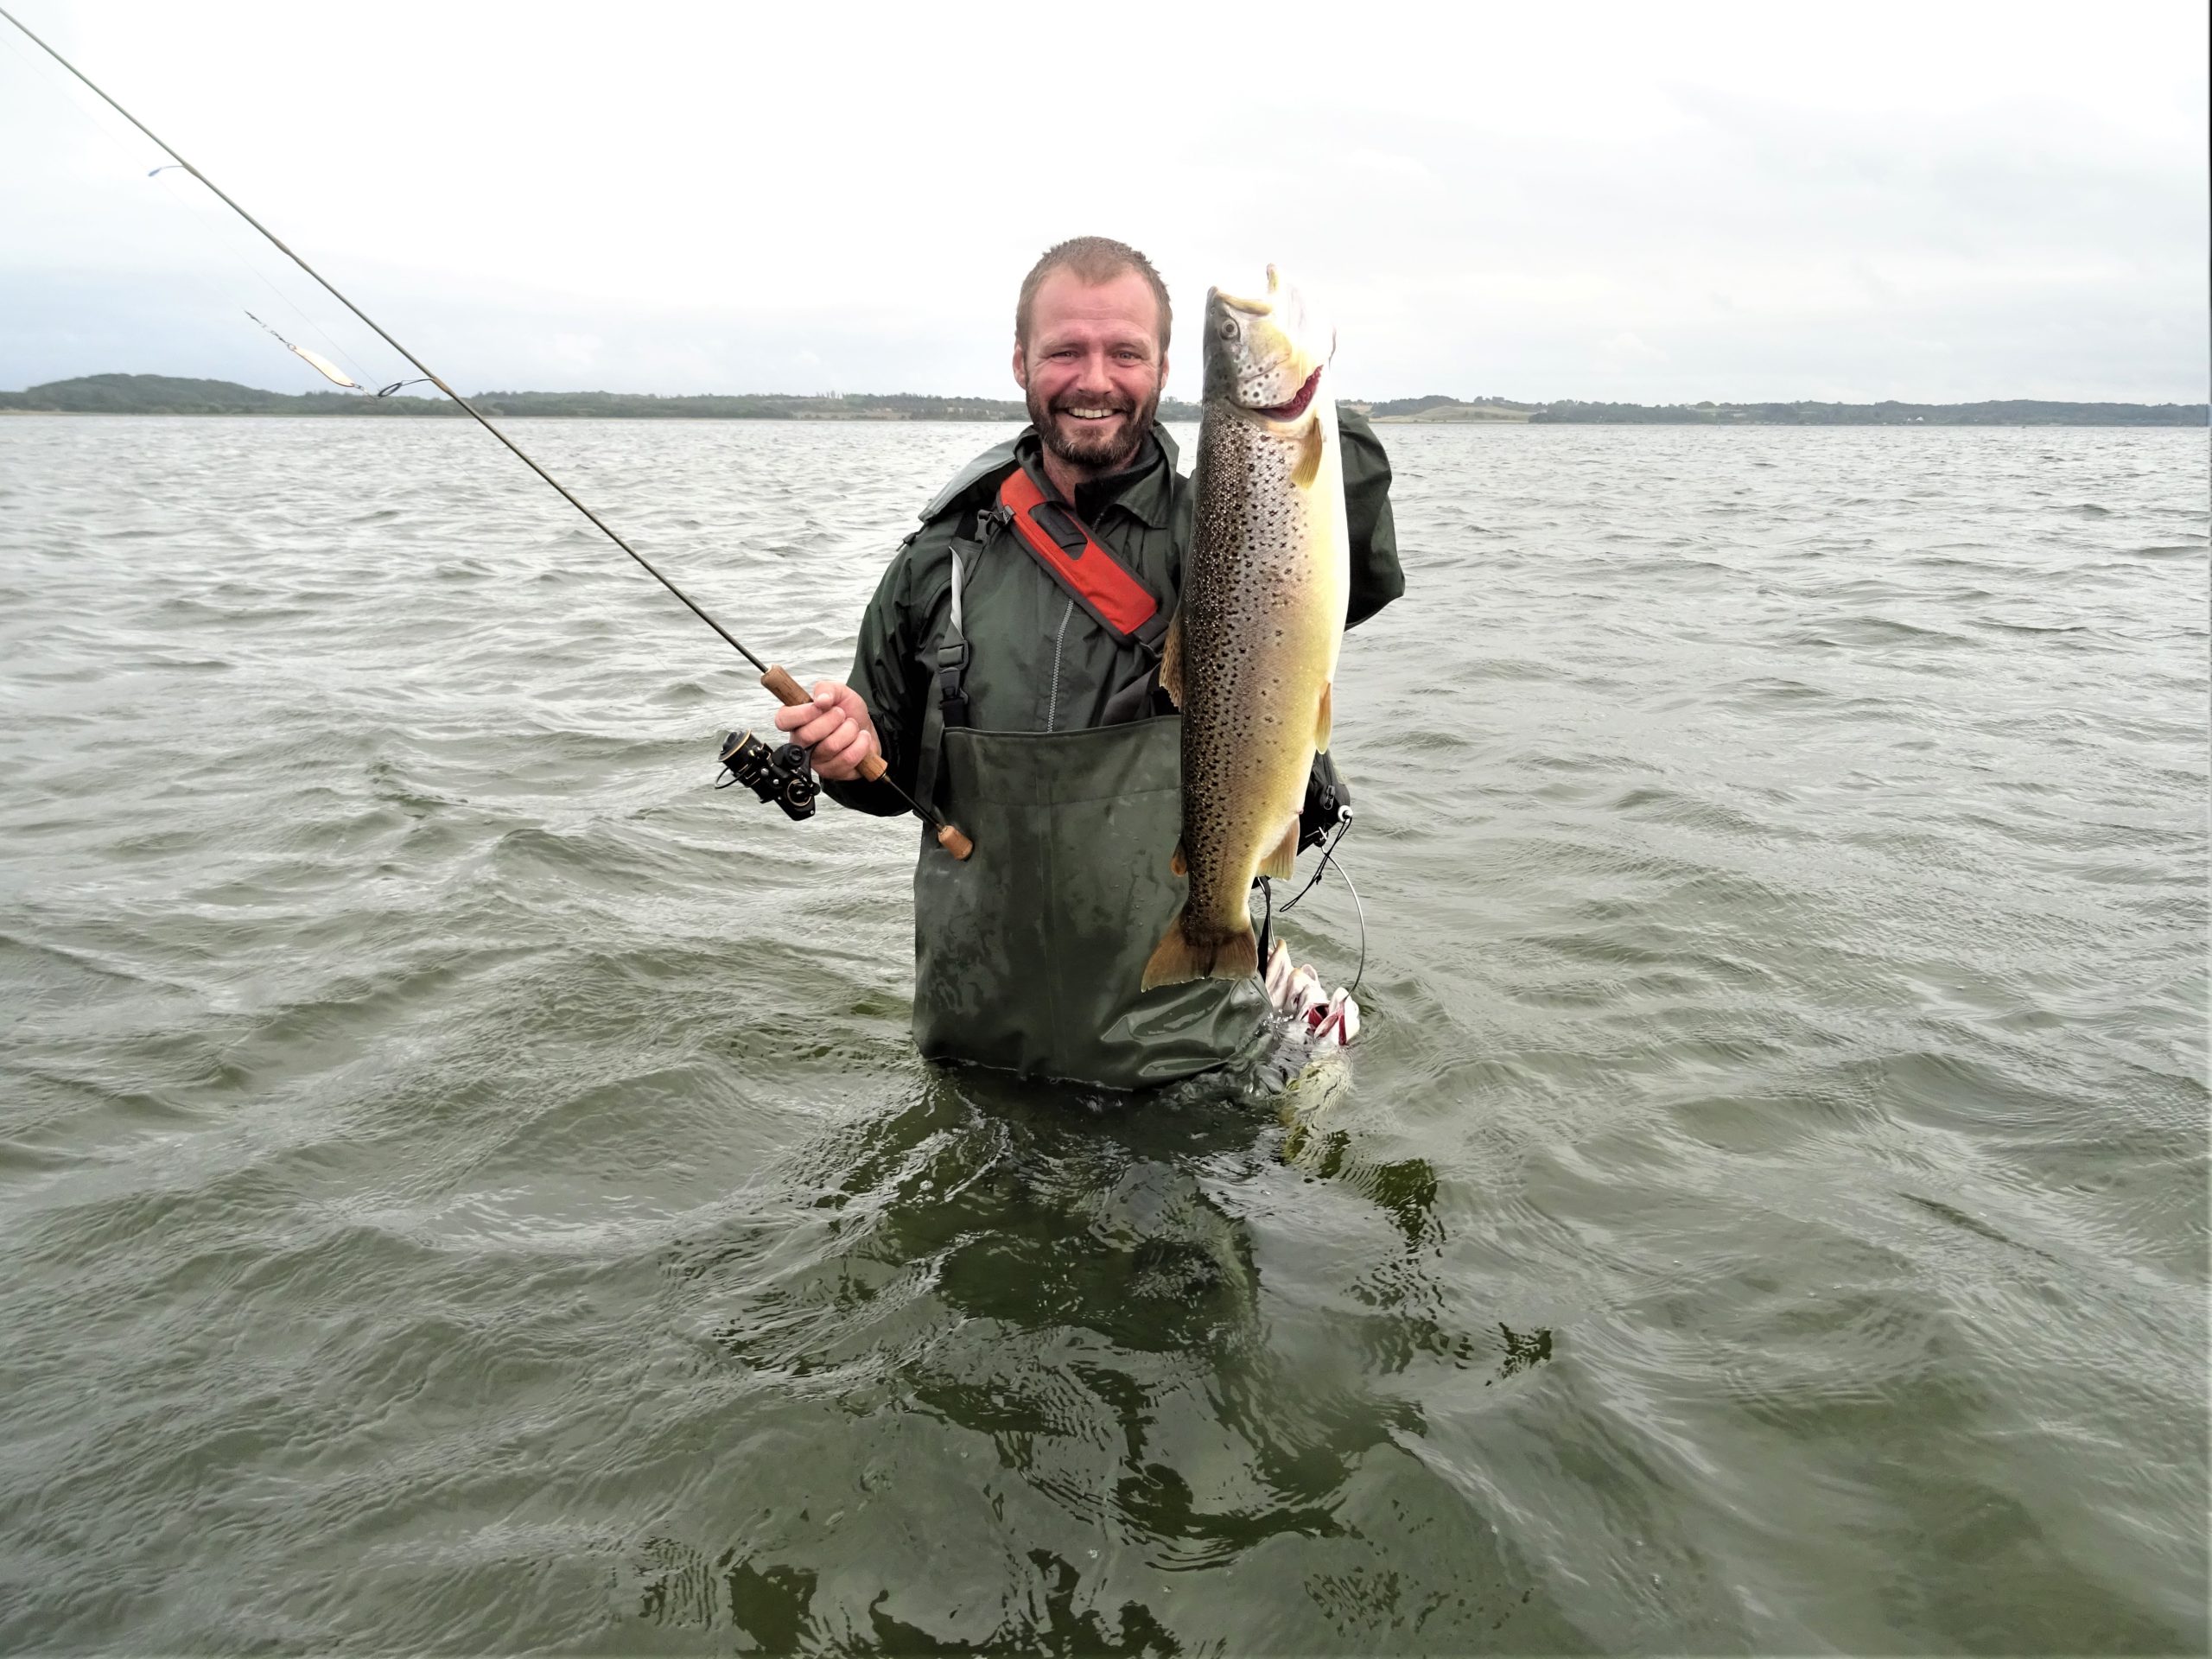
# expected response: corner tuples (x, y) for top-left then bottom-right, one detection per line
(1014, 236), (1173, 355)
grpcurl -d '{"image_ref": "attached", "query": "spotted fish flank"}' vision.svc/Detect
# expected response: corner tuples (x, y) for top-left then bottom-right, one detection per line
(1142, 267), (1349, 991)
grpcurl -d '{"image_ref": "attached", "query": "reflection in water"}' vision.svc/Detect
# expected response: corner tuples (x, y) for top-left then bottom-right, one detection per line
(634, 1540), (1185, 1656)
(649, 1068), (1559, 1651)
(1497, 1324), (1554, 1379)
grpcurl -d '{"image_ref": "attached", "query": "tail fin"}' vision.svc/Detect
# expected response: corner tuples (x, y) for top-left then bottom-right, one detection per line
(1141, 906), (1261, 991)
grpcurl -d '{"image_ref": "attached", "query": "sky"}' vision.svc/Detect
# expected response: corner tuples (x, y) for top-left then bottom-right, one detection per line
(2, 0), (2205, 404)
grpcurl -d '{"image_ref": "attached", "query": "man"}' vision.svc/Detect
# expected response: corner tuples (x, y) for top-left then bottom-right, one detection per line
(772, 236), (1402, 1088)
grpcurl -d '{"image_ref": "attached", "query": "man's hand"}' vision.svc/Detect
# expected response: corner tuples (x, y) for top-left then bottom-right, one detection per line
(772, 680), (880, 781)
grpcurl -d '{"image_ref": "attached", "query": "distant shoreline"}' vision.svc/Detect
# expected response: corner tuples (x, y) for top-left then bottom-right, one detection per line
(2, 375), (2203, 428)
(1352, 396), (2205, 428)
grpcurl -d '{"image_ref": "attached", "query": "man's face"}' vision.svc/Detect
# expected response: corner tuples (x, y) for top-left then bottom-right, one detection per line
(1012, 267), (1168, 479)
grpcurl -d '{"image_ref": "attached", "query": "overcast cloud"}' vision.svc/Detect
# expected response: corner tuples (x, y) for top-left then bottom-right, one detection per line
(2, 0), (2203, 403)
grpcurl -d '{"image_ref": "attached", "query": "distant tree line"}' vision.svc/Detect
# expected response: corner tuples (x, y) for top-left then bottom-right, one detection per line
(0, 374), (1211, 423)
(3, 375), (2200, 426)
(1527, 398), (2206, 426)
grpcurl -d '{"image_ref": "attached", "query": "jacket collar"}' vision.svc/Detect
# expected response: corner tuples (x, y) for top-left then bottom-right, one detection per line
(1014, 423), (1179, 531)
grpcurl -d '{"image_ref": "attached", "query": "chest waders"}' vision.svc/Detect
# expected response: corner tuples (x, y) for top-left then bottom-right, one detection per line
(908, 476), (1265, 1089)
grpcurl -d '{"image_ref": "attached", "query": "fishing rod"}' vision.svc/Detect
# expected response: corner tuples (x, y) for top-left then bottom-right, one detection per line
(1, 3), (972, 861)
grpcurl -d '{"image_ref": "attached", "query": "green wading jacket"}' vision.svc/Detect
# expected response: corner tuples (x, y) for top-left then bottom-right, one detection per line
(823, 408), (1402, 1084)
(824, 408), (1403, 817)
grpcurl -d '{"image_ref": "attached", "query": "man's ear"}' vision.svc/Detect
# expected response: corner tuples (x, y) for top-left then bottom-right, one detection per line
(1157, 353), (1169, 391)
(1010, 341), (1028, 391)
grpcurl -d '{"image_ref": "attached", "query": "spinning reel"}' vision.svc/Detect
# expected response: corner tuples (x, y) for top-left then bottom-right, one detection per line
(715, 730), (818, 821)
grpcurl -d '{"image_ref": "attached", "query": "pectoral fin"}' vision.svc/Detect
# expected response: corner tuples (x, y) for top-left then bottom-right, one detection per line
(1159, 607), (1185, 709)
(1171, 840), (1187, 876)
(1292, 419), (1325, 489)
(1315, 681), (1333, 753)
(1260, 816), (1299, 880)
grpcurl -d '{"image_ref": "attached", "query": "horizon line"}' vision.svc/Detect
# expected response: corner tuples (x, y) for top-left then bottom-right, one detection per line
(3, 373), (2205, 410)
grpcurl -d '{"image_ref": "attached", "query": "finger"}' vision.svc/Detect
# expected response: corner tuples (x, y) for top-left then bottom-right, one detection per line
(815, 723), (868, 780)
(817, 681), (870, 723)
(814, 716), (861, 768)
(771, 703), (810, 733)
(793, 709), (846, 747)
(840, 726), (878, 776)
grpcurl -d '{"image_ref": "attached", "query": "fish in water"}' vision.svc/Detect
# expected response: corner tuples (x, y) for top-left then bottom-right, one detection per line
(1142, 266), (1348, 990)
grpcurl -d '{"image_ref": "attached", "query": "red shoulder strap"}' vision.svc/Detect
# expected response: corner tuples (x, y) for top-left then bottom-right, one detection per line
(998, 467), (1160, 639)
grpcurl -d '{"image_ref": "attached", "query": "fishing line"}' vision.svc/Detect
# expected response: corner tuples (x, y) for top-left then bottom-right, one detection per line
(0, 3), (767, 664)
(0, 28), (381, 393)
(160, 186), (381, 391)
(1, 3), (971, 856)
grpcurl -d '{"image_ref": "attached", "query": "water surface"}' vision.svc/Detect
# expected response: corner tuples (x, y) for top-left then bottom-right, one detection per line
(1, 418), (2205, 1652)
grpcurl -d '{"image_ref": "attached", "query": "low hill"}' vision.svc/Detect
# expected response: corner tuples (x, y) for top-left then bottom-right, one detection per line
(1368, 397), (1536, 423)
(0, 373), (321, 413)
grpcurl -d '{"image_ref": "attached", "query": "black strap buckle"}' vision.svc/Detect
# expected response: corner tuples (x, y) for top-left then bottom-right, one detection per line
(1299, 752), (1354, 852)
(936, 639), (972, 728)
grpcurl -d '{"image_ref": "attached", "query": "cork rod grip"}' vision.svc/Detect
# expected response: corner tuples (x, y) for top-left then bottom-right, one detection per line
(759, 664), (809, 707)
(760, 664), (889, 783)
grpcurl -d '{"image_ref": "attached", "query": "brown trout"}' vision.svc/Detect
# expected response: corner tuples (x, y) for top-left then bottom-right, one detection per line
(1142, 266), (1348, 990)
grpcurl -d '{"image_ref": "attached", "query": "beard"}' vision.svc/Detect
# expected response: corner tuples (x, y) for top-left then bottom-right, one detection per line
(1027, 383), (1160, 477)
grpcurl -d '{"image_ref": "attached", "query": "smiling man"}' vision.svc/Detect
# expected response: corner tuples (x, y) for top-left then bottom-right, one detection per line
(1012, 246), (1170, 491)
(772, 236), (1403, 1089)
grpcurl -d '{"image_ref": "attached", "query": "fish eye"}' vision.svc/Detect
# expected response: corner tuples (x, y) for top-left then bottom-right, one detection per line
(1216, 315), (1238, 341)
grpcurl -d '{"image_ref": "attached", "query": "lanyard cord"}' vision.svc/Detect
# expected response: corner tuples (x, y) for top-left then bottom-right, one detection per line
(1255, 815), (1366, 1001)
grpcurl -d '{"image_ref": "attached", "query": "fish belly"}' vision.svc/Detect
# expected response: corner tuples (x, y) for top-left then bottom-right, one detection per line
(1141, 404), (1348, 990)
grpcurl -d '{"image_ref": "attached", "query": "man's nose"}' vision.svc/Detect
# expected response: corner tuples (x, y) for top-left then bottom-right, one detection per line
(1073, 350), (1115, 391)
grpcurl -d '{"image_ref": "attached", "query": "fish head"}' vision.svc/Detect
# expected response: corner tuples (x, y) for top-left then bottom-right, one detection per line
(1203, 265), (1334, 424)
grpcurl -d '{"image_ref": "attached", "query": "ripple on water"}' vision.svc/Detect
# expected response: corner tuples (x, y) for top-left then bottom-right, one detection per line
(0, 419), (2202, 1654)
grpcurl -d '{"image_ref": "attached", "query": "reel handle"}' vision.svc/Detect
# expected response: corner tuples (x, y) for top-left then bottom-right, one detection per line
(760, 664), (973, 861)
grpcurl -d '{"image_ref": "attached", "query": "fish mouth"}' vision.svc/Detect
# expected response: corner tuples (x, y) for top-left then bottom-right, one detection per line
(1254, 365), (1323, 423)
